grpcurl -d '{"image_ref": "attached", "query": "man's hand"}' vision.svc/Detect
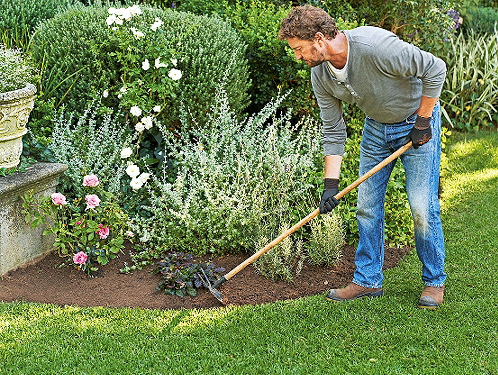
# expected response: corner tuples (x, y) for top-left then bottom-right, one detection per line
(409, 115), (432, 149)
(320, 178), (340, 214)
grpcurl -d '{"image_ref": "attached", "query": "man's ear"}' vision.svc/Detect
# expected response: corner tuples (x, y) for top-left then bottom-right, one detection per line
(314, 32), (326, 46)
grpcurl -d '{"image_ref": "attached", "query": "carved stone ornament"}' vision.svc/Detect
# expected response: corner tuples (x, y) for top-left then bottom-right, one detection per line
(0, 84), (36, 168)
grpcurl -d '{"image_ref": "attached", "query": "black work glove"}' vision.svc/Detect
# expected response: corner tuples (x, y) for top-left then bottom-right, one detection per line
(320, 178), (340, 214)
(409, 116), (432, 149)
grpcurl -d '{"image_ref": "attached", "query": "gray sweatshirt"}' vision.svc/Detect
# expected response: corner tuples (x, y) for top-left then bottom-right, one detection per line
(311, 26), (447, 156)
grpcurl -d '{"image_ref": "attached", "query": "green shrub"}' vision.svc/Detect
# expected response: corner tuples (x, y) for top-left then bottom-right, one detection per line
(253, 222), (307, 281)
(30, 5), (251, 135)
(0, 47), (38, 92)
(461, 6), (498, 36)
(224, 0), (360, 118)
(440, 30), (498, 131)
(0, 0), (79, 50)
(343, 0), (458, 52)
(133, 89), (324, 256)
(307, 212), (344, 266)
(48, 100), (135, 198)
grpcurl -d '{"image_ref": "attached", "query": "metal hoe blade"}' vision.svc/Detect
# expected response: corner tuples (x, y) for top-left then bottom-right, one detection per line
(199, 268), (224, 303)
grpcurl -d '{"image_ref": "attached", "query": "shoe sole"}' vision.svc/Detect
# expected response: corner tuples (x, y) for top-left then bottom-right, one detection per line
(326, 290), (384, 302)
(418, 302), (442, 309)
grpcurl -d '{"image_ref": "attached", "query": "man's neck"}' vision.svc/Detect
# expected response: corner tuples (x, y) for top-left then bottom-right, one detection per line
(325, 32), (348, 69)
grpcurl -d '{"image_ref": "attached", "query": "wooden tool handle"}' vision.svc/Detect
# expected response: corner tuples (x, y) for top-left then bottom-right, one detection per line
(223, 141), (413, 282)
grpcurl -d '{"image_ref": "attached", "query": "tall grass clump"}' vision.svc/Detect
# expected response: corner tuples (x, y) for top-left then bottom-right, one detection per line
(0, 0), (79, 50)
(440, 29), (498, 131)
(48, 100), (135, 198)
(133, 88), (325, 259)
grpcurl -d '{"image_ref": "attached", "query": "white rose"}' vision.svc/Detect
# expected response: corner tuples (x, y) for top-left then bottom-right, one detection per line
(103, 90), (109, 98)
(130, 106), (142, 117)
(135, 122), (145, 132)
(120, 147), (133, 159)
(108, 7), (118, 14)
(171, 58), (178, 66)
(139, 172), (151, 183)
(129, 5), (142, 16)
(120, 86), (127, 93)
(130, 177), (144, 190)
(153, 105), (161, 112)
(142, 116), (153, 130)
(126, 164), (140, 178)
(168, 68), (182, 81)
(142, 59), (150, 70)
(106, 14), (116, 26)
(155, 57), (167, 69)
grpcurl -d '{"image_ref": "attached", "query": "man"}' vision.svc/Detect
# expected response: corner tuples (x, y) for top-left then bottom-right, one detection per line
(278, 5), (447, 308)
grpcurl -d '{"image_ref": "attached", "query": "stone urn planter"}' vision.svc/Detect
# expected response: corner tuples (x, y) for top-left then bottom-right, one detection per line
(0, 83), (37, 169)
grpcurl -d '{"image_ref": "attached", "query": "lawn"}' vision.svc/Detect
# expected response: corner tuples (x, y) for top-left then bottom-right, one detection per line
(1, 130), (497, 374)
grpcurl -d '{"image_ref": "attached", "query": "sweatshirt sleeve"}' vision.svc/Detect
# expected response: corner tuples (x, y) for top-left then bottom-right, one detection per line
(374, 33), (447, 98)
(311, 69), (347, 156)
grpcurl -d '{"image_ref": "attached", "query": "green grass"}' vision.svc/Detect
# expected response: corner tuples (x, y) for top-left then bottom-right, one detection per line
(1, 131), (497, 374)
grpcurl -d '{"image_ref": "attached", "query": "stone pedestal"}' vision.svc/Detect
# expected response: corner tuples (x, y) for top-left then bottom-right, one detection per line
(0, 162), (67, 275)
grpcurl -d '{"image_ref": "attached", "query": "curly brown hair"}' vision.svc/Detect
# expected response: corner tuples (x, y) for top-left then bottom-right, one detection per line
(278, 5), (339, 41)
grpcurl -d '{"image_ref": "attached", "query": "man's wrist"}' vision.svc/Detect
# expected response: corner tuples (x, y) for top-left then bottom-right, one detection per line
(324, 178), (339, 190)
(414, 115), (431, 130)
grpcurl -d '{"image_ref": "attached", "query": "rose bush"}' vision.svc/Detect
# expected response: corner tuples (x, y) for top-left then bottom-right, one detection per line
(22, 174), (132, 274)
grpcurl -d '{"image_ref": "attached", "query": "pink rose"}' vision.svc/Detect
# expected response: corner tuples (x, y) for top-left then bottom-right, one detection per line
(73, 251), (88, 265)
(96, 224), (110, 239)
(83, 174), (99, 187)
(51, 193), (67, 205)
(85, 194), (101, 210)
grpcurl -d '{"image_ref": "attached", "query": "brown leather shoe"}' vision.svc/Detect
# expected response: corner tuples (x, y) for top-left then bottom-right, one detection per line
(418, 285), (445, 309)
(326, 282), (383, 301)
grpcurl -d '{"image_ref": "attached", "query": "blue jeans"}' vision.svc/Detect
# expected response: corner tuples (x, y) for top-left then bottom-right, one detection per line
(353, 103), (446, 288)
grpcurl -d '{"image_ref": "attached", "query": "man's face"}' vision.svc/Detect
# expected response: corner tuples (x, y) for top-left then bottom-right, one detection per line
(287, 37), (325, 68)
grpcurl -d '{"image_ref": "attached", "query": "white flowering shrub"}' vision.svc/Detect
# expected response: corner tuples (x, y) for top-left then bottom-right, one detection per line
(48, 100), (135, 198)
(133, 89), (325, 256)
(31, 4), (250, 135)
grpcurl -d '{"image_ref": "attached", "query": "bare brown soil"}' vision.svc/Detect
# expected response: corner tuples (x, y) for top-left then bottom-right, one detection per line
(0, 242), (411, 310)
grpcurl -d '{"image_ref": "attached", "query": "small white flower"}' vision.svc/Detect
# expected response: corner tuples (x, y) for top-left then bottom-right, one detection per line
(153, 105), (161, 112)
(131, 27), (145, 39)
(155, 57), (167, 69)
(150, 18), (163, 31)
(130, 106), (142, 117)
(171, 58), (178, 66)
(103, 90), (109, 98)
(120, 147), (133, 159)
(129, 5), (142, 16)
(108, 7), (118, 14)
(126, 164), (141, 178)
(120, 86), (127, 93)
(135, 122), (145, 132)
(142, 116), (153, 130)
(106, 14), (117, 26)
(142, 59), (150, 70)
(115, 17), (123, 25)
(111, 27), (117, 31)
(118, 94), (122, 99)
(168, 68), (182, 81)
(130, 177), (144, 190)
(139, 172), (151, 183)
(118, 8), (132, 20)
(125, 230), (134, 237)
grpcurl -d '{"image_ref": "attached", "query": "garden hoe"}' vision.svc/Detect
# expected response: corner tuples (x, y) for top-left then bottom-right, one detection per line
(201, 141), (413, 303)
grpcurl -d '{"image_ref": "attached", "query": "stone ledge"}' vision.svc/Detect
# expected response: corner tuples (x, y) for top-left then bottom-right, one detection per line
(0, 162), (67, 276)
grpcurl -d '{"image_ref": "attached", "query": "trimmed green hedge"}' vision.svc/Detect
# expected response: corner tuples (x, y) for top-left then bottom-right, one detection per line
(30, 5), (251, 133)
